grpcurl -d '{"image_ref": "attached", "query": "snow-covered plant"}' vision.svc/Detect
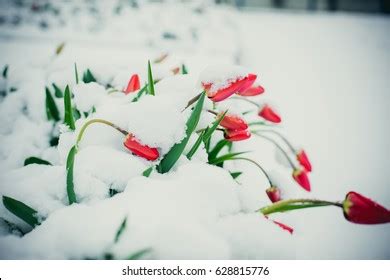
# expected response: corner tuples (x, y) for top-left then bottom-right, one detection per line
(1, 53), (389, 259)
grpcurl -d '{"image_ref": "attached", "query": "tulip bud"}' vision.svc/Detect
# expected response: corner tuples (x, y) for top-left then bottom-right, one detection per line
(171, 67), (180, 75)
(124, 74), (140, 94)
(219, 113), (248, 131)
(224, 129), (251, 142)
(123, 134), (159, 161)
(292, 169), (311, 191)
(343, 191), (390, 224)
(266, 186), (281, 203)
(237, 85), (265, 96)
(297, 149), (312, 172)
(203, 73), (257, 102)
(258, 104), (281, 123)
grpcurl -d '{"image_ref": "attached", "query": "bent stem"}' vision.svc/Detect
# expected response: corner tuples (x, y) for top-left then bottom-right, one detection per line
(182, 92), (203, 111)
(258, 198), (343, 215)
(231, 96), (260, 108)
(255, 129), (297, 154)
(229, 157), (273, 187)
(252, 132), (296, 169)
(76, 119), (128, 147)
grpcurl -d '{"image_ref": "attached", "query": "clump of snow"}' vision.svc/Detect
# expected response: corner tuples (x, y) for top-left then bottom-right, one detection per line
(72, 82), (107, 113)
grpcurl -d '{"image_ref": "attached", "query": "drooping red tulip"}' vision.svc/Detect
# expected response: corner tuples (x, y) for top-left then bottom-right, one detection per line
(203, 73), (257, 102)
(219, 113), (248, 131)
(343, 191), (390, 224)
(123, 134), (159, 161)
(258, 104), (281, 123)
(124, 74), (140, 94)
(292, 169), (311, 191)
(266, 186), (281, 203)
(297, 149), (312, 172)
(237, 85), (265, 96)
(224, 129), (251, 142)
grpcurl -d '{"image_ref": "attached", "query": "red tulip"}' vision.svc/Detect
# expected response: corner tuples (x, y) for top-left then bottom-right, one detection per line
(123, 134), (159, 161)
(237, 85), (265, 96)
(264, 216), (293, 234)
(203, 73), (257, 102)
(258, 104), (281, 123)
(171, 67), (180, 75)
(224, 129), (251, 142)
(266, 186), (281, 203)
(124, 74), (140, 94)
(292, 169), (311, 191)
(219, 114), (248, 131)
(297, 149), (312, 172)
(343, 191), (390, 224)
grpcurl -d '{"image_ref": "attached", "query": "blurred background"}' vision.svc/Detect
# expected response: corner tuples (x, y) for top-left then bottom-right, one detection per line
(0, 0), (389, 259)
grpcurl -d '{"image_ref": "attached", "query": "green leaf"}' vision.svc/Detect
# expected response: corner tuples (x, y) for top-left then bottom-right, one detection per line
(230, 171), (242, 179)
(157, 92), (206, 173)
(45, 87), (60, 121)
(74, 63), (79, 84)
(73, 108), (81, 121)
(209, 151), (249, 165)
(127, 248), (151, 260)
(181, 64), (188, 74)
(63, 85), (75, 130)
(2, 64), (9, 78)
(114, 217), (127, 243)
(142, 166), (154, 177)
(82, 69), (97, 83)
(186, 130), (205, 160)
(24, 156), (52, 166)
(2, 196), (40, 227)
(208, 139), (229, 161)
(52, 83), (63, 98)
(147, 60), (155, 96)
(66, 146), (77, 204)
(202, 111), (226, 143)
(55, 42), (65, 55)
(132, 84), (148, 102)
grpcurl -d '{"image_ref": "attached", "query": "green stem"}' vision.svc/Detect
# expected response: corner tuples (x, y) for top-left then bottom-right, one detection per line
(76, 119), (128, 147)
(252, 132), (296, 169)
(256, 129), (297, 154)
(258, 198), (342, 215)
(230, 157), (273, 187)
(183, 93), (202, 112)
(231, 96), (260, 108)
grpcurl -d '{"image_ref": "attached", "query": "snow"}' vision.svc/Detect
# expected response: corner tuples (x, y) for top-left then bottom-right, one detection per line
(0, 1), (389, 259)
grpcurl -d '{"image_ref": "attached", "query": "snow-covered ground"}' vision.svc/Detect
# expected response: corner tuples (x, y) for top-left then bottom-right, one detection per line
(0, 1), (389, 259)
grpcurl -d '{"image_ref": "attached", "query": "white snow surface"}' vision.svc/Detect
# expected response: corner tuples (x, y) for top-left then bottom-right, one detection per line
(0, 1), (389, 259)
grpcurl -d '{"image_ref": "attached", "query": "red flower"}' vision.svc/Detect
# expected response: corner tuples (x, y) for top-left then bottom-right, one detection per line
(264, 216), (293, 234)
(258, 104), (281, 123)
(171, 67), (180, 75)
(224, 129), (251, 142)
(237, 85), (265, 96)
(266, 186), (281, 203)
(297, 149), (312, 172)
(124, 74), (140, 94)
(292, 169), (311, 191)
(219, 114), (248, 131)
(343, 191), (390, 224)
(123, 134), (159, 161)
(203, 73), (257, 102)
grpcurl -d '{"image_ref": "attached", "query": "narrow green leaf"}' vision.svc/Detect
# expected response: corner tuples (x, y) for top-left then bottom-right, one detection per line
(203, 111), (226, 143)
(2, 65), (9, 78)
(132, 84), (147, 102)
(73, 108), (81, 121)
(64, 85), (75, 130)
(0, 217), (24, 236)
(55, 42), (65, 55)
(230, 171), (242, 179)
(82, 69), (96, 83)
(142, 166), (154, 177)
(127, 248), (151, 260)
(74, 63), (79, 84)
(186, 130), (206, 160)
(181, 64), (188, 74)
(157, 92), (206, 173)
(147, 60), (155, 96)
(45, 87), (60, 121)
(114, 217), (127, 243)
(2, 196), (40, 227)
(66, 146), (77, 204)
(208, 139), (229, 161)
(24, 156), (52, 166)
(209, 151), (249, 165)
(52, 83), (63, 98)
